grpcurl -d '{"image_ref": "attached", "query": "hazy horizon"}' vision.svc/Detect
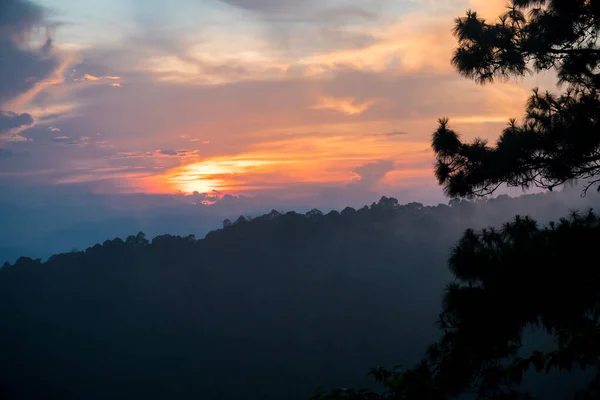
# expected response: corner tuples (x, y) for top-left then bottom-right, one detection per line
(2, 181), (597, 265)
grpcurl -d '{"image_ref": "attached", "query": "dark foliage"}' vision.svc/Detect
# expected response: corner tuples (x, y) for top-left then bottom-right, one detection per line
(433, 0), (600, 197)
(314, 210), (600, 400)
(433, 210), (600, 399)
(0, 198), (457, 400)
(1, 193), (592, 400)
(318, 2), (600, 399)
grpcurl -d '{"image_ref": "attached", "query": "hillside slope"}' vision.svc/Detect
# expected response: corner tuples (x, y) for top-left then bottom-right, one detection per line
(1, 193), (598, 399)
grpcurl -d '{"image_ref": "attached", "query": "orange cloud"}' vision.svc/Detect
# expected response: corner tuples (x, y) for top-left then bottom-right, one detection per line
(4, 53), (77, 112)
(15, 0), (533, 201)
(310, 95), (378, 115)
(295, 13), (456, 75)
(150, 132), (433, 194)
(136, 2), (506, 85)
(54, 167), (153, 185)
(83, 74), (101, 81)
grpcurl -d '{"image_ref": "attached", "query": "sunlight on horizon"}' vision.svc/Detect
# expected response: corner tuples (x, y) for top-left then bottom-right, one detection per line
(149, 134), (435, 195)
(161, 158), (282, 193)
(0, 0), (533, 203)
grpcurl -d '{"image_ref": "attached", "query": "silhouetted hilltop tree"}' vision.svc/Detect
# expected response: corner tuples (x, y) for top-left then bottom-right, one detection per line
(433, 0), (600, 197)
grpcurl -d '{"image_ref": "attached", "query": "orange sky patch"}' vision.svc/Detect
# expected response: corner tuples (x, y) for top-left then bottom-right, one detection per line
(149, 133), (433, 194)
(1, 0), (543, 203)
(310, 96), (378, 115)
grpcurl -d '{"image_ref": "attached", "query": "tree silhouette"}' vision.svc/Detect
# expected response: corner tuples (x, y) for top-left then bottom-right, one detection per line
(3, 191), (595, 400)
(312, 213), (600, 400)
(432, 0), (600, 197)
(428, 3), (600, 396)
(315, 2), (600, 399)
(429, 210), (600, 399)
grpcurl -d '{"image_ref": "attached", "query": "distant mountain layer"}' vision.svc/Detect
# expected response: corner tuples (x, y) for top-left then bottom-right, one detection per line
(1, 193), (598, 399)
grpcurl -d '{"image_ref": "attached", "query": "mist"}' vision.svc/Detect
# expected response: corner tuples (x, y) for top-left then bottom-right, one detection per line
(1, 184), (598, 399)
(1, 181), (595, 265)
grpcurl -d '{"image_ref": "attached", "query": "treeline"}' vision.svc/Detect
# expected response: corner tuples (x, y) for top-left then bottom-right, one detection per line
(0, 191), (597, 399)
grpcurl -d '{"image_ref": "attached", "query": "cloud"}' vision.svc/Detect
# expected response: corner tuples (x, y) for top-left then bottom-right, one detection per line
(0, 0), (44, 39)
(0, 111), (33, 132)
(349, 160), (396, 190)
(158, 149), (178, 156)
(219, 0), (312, 14)
(0, 0), (532, 201)
(5, 53), (76, 113)
(52, 135), (91, 146)
(310, 95), (377, 115)
(83, 74), (101, 81)
(15, 54), (528, 195)
(149, 128), (430, 196)
(182, 136), (211, 144)
(107, 149), (200, 160)
(53, 166), (155, 186)
(48, 126), (60, 132)
(75, 73), (122, 85)
(153, 149), (200, 158)
(85, 0), (387, 87)
(0, 110), (34, 142)
(189, 190), (222, 205)
(218, 0), (378, 21)
(369, 131), (408, 137)
(52, 136), (70, 143)
(0, 0), (78, 145)
(175, 149), (200, 157)
(70, 0), (488, 90)
(0, 0), (62, 107)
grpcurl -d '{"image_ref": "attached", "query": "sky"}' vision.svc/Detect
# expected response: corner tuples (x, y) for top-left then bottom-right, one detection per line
(0, 0), (562, 208)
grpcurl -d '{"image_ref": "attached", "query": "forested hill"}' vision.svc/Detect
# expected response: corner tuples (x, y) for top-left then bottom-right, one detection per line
(1, 190), (598, 400)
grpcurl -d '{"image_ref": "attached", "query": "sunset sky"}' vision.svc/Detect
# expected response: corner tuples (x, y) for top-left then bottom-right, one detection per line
(1, 0), (557, 205)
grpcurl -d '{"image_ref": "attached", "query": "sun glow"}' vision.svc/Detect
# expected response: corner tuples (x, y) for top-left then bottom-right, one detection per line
(150, 132), (435, 195)
(162, 158), (281, 193)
